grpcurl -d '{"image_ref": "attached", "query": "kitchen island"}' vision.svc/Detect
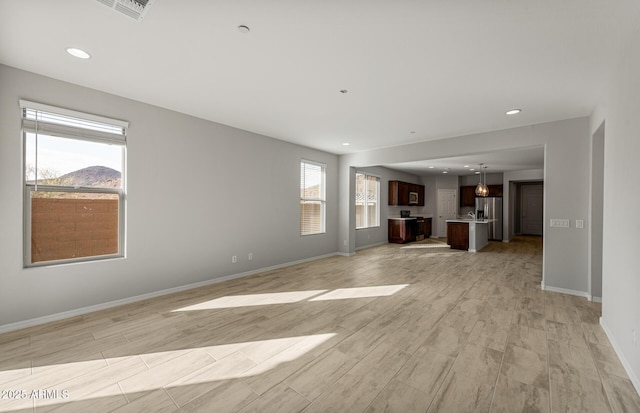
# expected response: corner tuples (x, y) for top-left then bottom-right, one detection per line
(445, 219), (496, 252)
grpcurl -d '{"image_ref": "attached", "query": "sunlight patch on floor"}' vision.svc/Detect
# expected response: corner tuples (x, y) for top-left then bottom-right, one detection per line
(309, 284), (409, 301)
(172, 290), (328, 311)
(400, 243), (449, 249)
(0, 333), (336, 412)
(172, 284), (410, 312)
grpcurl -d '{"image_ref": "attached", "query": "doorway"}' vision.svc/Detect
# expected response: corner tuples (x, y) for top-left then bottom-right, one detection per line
(515, 182), (544, 236)
(436, 189), (457, 238)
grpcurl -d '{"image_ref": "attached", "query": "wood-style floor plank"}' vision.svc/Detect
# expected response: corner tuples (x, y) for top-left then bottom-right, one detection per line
(0, 236), (637, 412)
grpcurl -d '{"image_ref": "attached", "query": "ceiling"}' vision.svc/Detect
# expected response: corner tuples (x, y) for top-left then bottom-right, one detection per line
(382, 146), (544, 176)
(1, 1), (639, 167)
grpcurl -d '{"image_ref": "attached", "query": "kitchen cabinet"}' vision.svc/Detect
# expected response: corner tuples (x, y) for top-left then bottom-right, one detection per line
(488, 185), (503, 197)
(460, 186), (476, 207)
(388, 217), (431, 243)
(446, 219), (490, 251)
(388, 218), (415, 244)
(447, 222), (469, 250)
(417, 185), (425, 206)
(389, 181), (409, 206)
(389, 181), (425, 206)
(459, 184), (503, 206)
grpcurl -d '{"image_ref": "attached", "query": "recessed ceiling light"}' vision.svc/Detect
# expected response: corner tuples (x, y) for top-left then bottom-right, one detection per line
(428, 166), (435, 169)
(442, 171), (448, 174)
(464, 165), (470, 168)
(342, 142), (350, 146)
(470, 168), (475, 171)
(238, 25), (250, 34)
(475, 171), (481, 174)
(506, 109), (522, 115)
(66, 48), (91, 59)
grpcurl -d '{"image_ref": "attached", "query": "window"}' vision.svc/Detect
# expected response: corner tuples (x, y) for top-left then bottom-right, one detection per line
(300, 160), (326, 235)
(21, 100), (128, 266)
(355, 172), (380, 229)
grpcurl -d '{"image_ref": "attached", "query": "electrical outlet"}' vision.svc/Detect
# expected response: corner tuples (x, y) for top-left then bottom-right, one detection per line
(232, 255), (237, 263)
(576, 219), (584, 229)
(248, 253), (253, 261)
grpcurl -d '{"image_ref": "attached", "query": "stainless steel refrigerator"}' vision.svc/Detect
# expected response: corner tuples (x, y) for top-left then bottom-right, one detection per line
(476, 197), (503, 240)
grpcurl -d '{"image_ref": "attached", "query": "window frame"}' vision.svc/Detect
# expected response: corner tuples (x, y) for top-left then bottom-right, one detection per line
(355, 172), (380, 229)
(21, 100), (128, 267)
(300, 159), (326, 236)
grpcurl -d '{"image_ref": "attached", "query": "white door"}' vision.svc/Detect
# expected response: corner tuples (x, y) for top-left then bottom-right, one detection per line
(437, 189), (457, 238)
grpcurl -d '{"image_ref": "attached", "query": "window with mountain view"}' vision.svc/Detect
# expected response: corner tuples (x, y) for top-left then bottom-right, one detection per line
(355, 172), (380, 229)
(300, 160), (326, 235)
(21, 100), (128, 266)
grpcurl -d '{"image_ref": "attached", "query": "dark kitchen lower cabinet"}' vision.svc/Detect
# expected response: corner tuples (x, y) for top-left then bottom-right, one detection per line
(424, 218), (432, 238)
(388, 218), (431, 244)
(447, 222), (469, 250)
(388, 219), (414, 244)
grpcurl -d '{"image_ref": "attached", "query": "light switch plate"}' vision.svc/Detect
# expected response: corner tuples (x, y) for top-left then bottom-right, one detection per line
(550, 219), (570, 228)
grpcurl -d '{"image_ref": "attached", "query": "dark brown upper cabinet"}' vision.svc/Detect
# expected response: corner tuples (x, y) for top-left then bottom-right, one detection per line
(460, 186), (476, 207)
(488, 185), (503, 197)
(389, 180), (425, 206)
(460, 184), (503, 206)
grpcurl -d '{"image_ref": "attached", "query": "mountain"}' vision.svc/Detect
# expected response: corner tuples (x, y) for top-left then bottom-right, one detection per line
(53, 166), (121, 188)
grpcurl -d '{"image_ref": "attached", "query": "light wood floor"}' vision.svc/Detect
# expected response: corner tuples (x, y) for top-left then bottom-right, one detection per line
(1, 236), (639, 412)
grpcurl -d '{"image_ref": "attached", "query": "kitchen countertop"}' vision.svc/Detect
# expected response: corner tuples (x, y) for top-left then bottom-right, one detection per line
(388, 215), (433, 220)
(445, 219), (497, 224)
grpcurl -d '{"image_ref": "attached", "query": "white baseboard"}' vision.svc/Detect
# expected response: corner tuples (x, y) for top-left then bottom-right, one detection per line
(336, 251), (356, 257)
(540, 284), (590, 299)
(355, 241), (386, 251)
(0, 252), (340, 334)
(600, 317), (640, 397)
(540, 282), (595, 302)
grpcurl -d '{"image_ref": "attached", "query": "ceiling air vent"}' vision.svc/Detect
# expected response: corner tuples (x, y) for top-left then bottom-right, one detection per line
(96, 0), (154, 22)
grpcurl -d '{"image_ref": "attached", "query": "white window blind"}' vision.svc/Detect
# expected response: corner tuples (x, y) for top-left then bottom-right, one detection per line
(300, 160), (326, 235)
(20, 99), (128, 145)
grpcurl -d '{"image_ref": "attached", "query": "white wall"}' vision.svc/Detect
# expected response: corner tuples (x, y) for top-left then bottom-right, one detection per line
(590, 125), (604, 301)
(418, 175), (437, 222)
(599, 28), (640, 392)
(459, 172), (504, 186)
(0, 65), (339, 329)
(338, 119), (591, 298)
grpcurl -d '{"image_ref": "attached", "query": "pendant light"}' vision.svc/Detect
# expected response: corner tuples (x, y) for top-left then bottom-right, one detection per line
(475, 163), (489, 197)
